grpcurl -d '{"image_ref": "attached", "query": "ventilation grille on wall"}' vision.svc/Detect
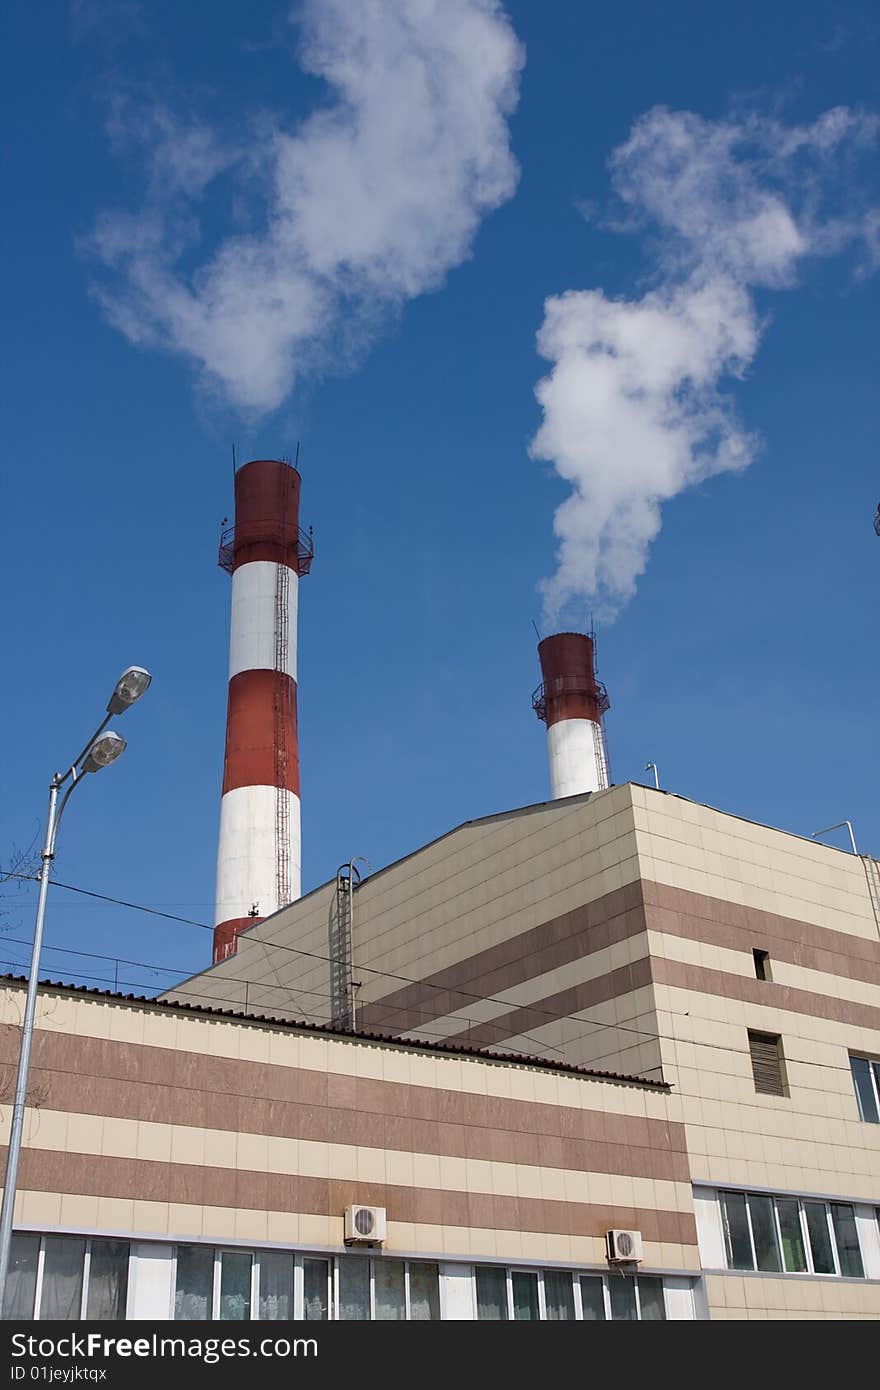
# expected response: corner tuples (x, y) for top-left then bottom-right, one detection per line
(748, 1030), (786, 1096)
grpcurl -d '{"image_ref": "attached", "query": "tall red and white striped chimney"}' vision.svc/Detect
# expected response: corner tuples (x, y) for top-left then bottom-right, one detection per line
(213, 458), (313, 964)
(532, 632), (610, 799)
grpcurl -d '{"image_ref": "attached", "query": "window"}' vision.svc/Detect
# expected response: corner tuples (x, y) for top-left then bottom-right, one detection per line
(637, 1276), (666, 1320)
(171, 1249), (437, 1321)
(752, 949), (771, 981)
(40, 1237), (86, 1320)
(258, 1251), (294, 1321)
(831, 1205), (864, 1278)
(748, 1030), (787, 1096)
(719, 1191), (865, 1278)
(85, 1241), (129, 1320)
(475, 1265), (508, 1320)
(374, 1259), (406, 1320)
(849, 1055), (880, 1123)
(174, 1245), (214, 1320)
(1, 1237), (130, 1320)
(608, 1275), (638, 1320)
(218, 1250), (252, 1320)
(335, 1256), (441, 1321)
(720, 1190), (753, 1270)
(511, 1271), (539, 1320)
(543, 1269), (576, 1320)
(1, 1235), (39, 1321)
(475, 1268), (667, 1320)
(579, 1276), (606, 1320)
(408, 1262), (441, 1321)
(301, 1257), (330, 1321)
(337, 1257), (370, 1321)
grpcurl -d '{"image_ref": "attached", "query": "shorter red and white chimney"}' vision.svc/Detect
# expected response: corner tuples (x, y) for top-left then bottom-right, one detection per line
(532, 632), (610, 799)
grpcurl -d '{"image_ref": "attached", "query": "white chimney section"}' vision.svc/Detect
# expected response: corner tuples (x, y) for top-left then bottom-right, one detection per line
(213, 458), (313, 963)
(532, 632), (610, 799)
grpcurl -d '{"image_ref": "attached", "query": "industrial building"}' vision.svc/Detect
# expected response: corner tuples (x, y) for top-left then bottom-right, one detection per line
(0, 458), (877, 1320)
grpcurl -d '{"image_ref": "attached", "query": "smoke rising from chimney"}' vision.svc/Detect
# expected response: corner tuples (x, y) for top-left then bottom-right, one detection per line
(88, 0), (523, 414)
(531, 106), (880, 624)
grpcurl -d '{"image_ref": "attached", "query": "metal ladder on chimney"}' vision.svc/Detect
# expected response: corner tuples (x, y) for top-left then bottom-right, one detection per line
(273, 563), (291, 911)
(593, 719), (611, 790)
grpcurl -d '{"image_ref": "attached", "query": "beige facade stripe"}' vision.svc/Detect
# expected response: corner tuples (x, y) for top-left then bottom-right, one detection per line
(651, 955), (880, 1031)
(444, 958), (655, 1049)
(7, 1146), (697, 1246)
(15, 1189), (689, 1270)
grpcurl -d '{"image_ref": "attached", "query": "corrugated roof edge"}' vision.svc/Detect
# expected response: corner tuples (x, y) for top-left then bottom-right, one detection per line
(0, 973), (669, 1092)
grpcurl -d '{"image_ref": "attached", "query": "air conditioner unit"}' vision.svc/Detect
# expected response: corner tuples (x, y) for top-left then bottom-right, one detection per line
(606, 1229), (643, 1263)
(344, 1204), (387, 1245)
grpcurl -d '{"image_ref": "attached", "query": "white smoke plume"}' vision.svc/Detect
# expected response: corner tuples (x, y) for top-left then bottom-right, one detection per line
(89, 0), (523, 413)
(531, 106), (879, 622)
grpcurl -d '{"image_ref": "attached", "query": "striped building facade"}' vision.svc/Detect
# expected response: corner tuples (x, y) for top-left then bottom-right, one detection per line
(162, 784), (880, 1319)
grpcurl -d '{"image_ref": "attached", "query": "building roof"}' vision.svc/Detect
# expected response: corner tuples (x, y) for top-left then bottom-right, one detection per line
(0, 973), (669, 1092)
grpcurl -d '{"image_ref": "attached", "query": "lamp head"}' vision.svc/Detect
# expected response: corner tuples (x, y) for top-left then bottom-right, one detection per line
(81, 730), (126, 774)
(107, 666), (152, 715)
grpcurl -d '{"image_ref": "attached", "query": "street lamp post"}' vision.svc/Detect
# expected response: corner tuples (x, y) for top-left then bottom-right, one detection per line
(644, 762), (660, 790)
(0, 666), (151, 1303)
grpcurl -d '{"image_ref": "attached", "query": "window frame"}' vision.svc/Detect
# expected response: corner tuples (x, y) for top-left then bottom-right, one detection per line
(719, 1190), (864, 1279)
(213, 1247), (256, 1321)
(473, 1265), (667, 1321)
(849, 1053), (880, 1123)
(7, 1236), (131, 1321)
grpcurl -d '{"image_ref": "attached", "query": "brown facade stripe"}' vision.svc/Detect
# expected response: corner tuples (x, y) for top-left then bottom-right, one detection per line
(358, 880), (648, 1033)
(0, 1029), (689, 1185)
(360, 877), (880, 1038)
(651, 956), (880, 1032)
(642, 880), (880, 984)
(443, 958), (655, 1050)
(8, 1147), (697, 1248)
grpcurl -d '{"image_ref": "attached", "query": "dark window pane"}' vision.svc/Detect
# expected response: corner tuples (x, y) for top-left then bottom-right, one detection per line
(219, 1251), (251, 1320)
(720, 1191), (753, 1269)
(804, 1203), (835, 1275)
(338, 1257), (370, 1320)
(40, 1237), (86, 1320)
(374, 1259), (405, 1320)
(511, 1271), (539, 1320)
(776, 1200), (807, 1272)
(475, 1266), (508, 1320)
(609, 1276), (638, 1321)
(407, 1263), (439, 1321)
(259, 1252), (293, 1320)
(543, 1269), (575, 1320)
(850, 1057), (879, 1123)
(174, 1245), (214, 1320)
(637, 1276), (666, 1321)
(1, 1235), (39, 1320)
(747, 1195), (781, 1272)
(579, 1277), (606, 1320)
(831, 1205), (864, 1278)
(86, 1241), (129, 1320)
(302, 1258), (329, 1320)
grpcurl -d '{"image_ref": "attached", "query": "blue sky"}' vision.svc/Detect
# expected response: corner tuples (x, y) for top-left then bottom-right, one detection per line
(2, 1), (878, 1000)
